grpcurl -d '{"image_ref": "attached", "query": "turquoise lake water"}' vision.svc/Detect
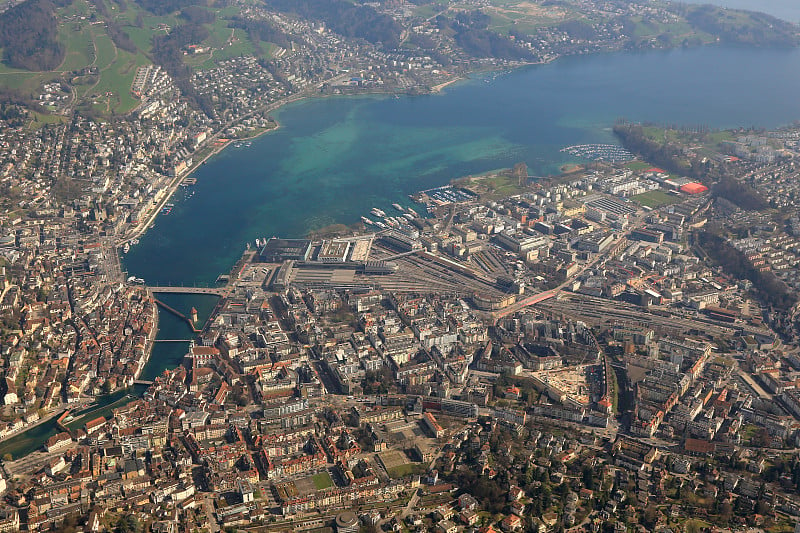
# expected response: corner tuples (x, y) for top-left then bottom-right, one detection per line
(123, 45), (800, 287)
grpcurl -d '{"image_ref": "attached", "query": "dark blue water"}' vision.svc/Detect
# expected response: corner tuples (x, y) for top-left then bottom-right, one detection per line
(124, 45), (800, 286)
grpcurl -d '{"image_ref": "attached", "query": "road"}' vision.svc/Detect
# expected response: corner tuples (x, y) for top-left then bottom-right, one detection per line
(201, 494), (220, 533)
(736, 369), (772, 400)
(5, 441), (78, 478)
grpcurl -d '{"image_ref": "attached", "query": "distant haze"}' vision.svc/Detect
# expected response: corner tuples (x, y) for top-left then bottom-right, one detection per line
(681, 0), (800, 22)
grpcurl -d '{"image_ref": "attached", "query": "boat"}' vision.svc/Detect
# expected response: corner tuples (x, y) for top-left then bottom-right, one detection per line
(392, 203), (404, 213)
(402, 213), (415, 221)
(370, 207), (386, 218)
(375, 221), (387, 229)
(407, 207), (418, 217)
(130, 239), (139, 245)
(361, 216), (375, 225)
(123, 243), (130, 254)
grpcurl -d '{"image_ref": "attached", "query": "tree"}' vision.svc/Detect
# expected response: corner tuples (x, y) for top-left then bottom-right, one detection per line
(581, 465), (595, 490)
(116, 514), (141, 533)
(642, 506), (659, 528)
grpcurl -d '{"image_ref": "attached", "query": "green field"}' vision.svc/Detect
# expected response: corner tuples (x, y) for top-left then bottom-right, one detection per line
(312, 471), (333, 490)
(387, 462), (427, 479)
(30, 112), (68, 128)
(484, 0), (570, 35)
(631, 190), (677, 208)
(625, 161), (653, 171)
(89, 49), (149, 114)
(93, 32), (118, 71)
(60, 22), (95, 71)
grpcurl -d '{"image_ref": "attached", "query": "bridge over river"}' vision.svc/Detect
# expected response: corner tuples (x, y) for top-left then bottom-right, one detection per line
(148, 286), (227, 296)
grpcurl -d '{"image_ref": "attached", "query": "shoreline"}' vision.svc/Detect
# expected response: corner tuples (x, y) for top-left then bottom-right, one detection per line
(116, 92), (309, 247)
(430, 76), (465, 93)
(115, 77), (464, 247)
(114, 52), (582, 250)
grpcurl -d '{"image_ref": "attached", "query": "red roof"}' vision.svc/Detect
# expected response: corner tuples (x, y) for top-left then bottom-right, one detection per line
(647, 168), (666, 174)
(680, 182), (708, 194)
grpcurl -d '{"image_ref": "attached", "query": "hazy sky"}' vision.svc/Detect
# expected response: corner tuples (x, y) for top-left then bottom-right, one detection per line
(682, 0), (800, 23)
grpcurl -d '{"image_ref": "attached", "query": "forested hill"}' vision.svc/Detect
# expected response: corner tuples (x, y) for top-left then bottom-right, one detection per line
(0, 0), (72, 71)
(263, 0), (403, 48)
(684, 4), (800, 46)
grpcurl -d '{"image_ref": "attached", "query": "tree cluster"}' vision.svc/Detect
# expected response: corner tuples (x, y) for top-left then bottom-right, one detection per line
(229, 16), (291, 52)
(180, 5), (216, 25)
(696, 229), (796, 310)
(133, 0), (202, 16)
(264, 0), (402, 48)
(0, 0), (69, 71)
(613, 123), (700, 177)
(557, 19), (600, 41)
(711, 176), (768, 211)
(89, 0), (138, 52)
(437, 14), (535, 61)
(151, 24), (215, 116)
(686, 5), (800, 47)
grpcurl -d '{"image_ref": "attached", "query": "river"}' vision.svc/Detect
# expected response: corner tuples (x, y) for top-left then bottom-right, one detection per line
(0, 293), (218, 459)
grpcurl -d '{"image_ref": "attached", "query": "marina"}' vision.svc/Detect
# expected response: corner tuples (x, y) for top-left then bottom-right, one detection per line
(560, 144), (635, 162)
(414, 185), (478, 206)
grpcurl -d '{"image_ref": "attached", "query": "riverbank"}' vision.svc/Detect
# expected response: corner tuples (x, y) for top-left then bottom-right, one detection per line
(136, 288), (160, 381)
